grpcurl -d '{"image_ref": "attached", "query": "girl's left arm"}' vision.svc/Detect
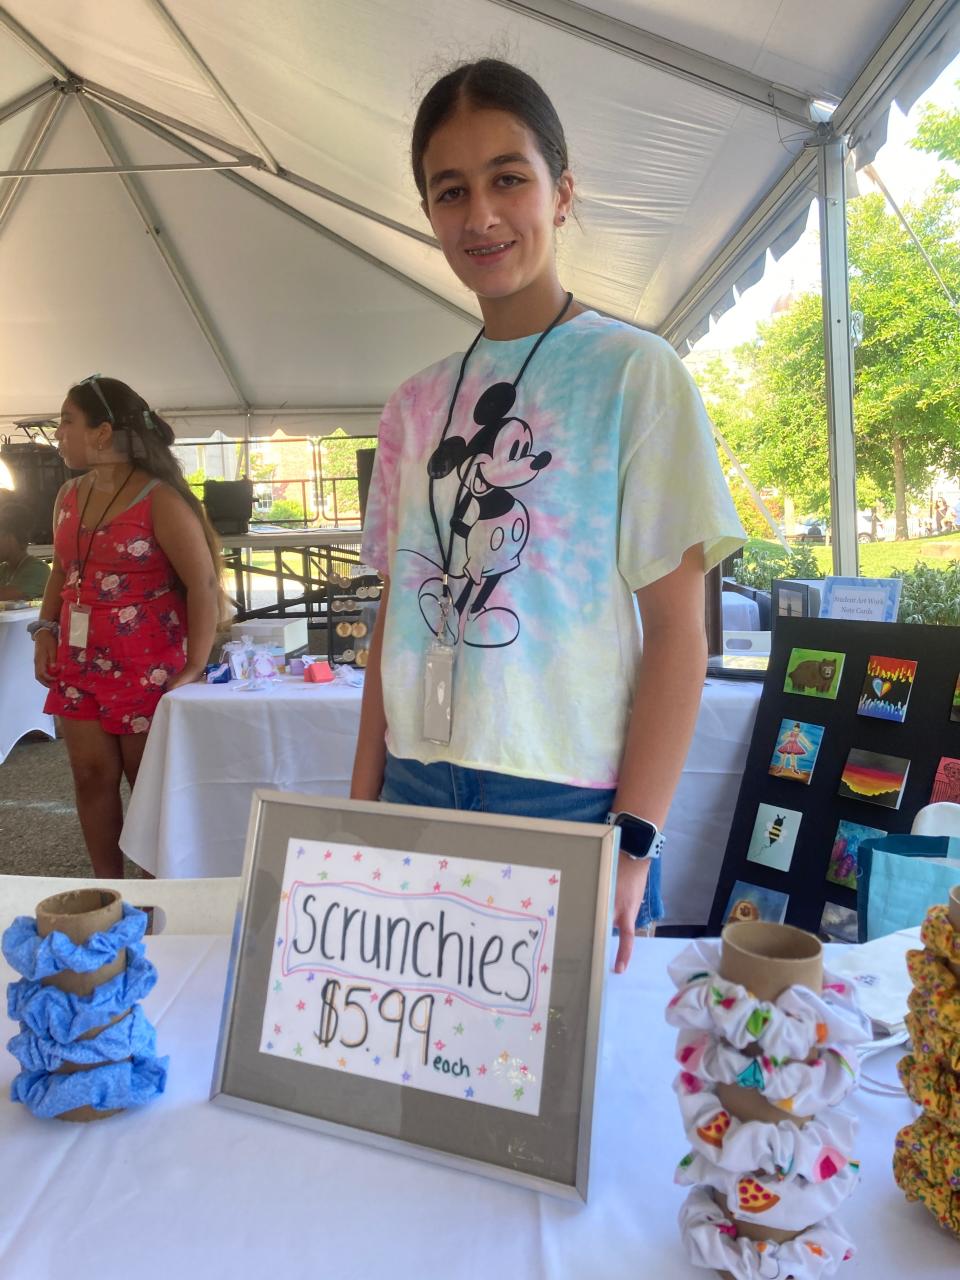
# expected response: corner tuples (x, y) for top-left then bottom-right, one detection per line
(611, 543), (708, 974)
(151, 486), (220, 690)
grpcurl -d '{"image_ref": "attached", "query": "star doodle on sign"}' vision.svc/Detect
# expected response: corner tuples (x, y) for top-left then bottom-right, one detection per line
(540, 964), (549, 974)
(273, 980), (283, 993)
(401, 1071), (411, 1083)
(293, 1043), (303, 1057)
(434, 1040), (446, 1051)
(460, 874), (473, 887)
(338, 1057), (347, 1068)
(400, 881), (409, 891)
(353, 851), (363, 862)
(274, 1024), (282, 1035)
(280, 890), (289, 901)
(486, 895), (495, 906)
(266, 1041), (274, 1051)
(403, 856), (411, 866)
(493, 1016), (504, 1029)
(276, 937), (283, 947)
(369, 991), (379, 1002)
(296, 1000), (306, 1011)
(532, 1023), (542, 1034)
(464, 1087), (475, 1099)
(547, 906), (555, 917)
(373, 1056), (381, 1065)
(548, 874), (558, 885)
(521, 897), (532, 910)
(372, 869), (382, 881)
(453, 1023), (464, 1035)
(324, 850), (333, 860)
(306, 973), (316, 983)
(520, 1065), (528, 1075)
(319, 871), (328, 880)
(296, 847), (306, 859)
(477, 1065), (488, 1076)
(433, 881), (441, 893)
(439, 859), (448, 870)
(513, 1086), (525, 1101)
(499, 1050), (510, 1064)
(501, 866), (512, 880)
(444, 995), (454, 1007)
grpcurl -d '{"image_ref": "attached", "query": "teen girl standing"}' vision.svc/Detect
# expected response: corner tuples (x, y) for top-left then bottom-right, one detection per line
(32, 376), (223, 878)
(351, 60), (744, 972)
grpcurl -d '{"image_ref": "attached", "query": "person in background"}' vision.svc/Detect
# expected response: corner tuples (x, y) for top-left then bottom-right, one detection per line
(31, 376), (224, 877)
(934, 496), (948, 533)
(0, 497), (50, 601)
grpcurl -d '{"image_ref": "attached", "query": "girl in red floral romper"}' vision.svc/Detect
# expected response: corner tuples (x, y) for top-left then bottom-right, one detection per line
(33, 376), (223, 877)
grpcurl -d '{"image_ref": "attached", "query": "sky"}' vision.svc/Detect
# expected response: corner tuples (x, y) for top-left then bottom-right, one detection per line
(688, 53), (960, 357)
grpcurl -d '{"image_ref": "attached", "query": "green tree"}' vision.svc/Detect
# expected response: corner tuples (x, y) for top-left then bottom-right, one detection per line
(911, 80), (960, 188)
(696, 187), (960, 538)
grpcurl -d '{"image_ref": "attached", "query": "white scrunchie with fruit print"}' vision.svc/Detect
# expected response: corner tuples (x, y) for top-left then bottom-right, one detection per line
(676, 1150), (860, 1232)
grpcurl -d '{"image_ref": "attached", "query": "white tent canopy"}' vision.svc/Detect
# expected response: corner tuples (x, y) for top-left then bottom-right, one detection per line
(1, 0), (958, 440)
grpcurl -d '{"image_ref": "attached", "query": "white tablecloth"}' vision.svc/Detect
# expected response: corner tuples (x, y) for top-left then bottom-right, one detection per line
(0, 608), (55, 763)
(0, 934), (953, 1280)
(121, 677), (761, 927)
(721, 591), (760, 631)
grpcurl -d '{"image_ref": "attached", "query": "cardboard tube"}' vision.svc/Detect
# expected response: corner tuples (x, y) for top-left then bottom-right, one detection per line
(34, 889), (127, 1122)
(715, 923), (825, 1254)
(949, 885), (960, 980)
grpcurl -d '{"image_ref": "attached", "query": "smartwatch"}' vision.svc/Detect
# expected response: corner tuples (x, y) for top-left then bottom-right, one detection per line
(606, 810), (665, 860)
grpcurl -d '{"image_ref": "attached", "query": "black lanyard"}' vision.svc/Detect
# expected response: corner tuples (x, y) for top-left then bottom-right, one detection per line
(427, 292), (573, 598)
(74, 468), (135, 597)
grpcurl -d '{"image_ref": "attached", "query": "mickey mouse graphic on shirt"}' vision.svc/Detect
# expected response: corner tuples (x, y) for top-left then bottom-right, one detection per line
(415, 381), (551, 649)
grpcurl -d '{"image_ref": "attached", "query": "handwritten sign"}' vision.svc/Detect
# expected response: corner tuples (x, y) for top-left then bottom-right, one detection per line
(260, 838), (561, 1115)
(819, 576), (901, 623)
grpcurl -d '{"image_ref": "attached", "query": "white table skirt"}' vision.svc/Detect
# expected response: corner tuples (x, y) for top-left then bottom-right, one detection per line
(0, 934), (953, 1280)
(721, 591), (760, 632)
(0, 608), (55, 763)
(121, 677), (761, 927)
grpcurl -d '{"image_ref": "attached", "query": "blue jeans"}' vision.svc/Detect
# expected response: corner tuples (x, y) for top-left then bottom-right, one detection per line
(380, 752), (664, 927)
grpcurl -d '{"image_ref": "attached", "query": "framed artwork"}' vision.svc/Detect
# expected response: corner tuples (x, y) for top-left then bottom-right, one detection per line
(825, 819), (887, 890)
(211, 792), (617, 1201)
(930, 757), (960, 804)
(723, 880), (789, 926)
(838, 748), (910, 810)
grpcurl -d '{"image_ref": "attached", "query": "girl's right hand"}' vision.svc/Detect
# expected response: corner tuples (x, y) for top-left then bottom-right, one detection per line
(34, 631), (59, 687)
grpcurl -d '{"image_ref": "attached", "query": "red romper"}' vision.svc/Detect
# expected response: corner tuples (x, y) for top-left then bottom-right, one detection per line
(44, 477), (188, 734)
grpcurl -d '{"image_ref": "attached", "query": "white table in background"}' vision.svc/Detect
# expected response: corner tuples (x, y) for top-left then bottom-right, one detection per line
(721, 590), (760, 631)
(0, 608), (55, 763)
(0, 933), (952, 1280)
(121, 676), (761, 927)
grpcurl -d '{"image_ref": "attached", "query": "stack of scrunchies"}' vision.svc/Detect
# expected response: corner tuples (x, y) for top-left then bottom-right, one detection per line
(666, 939), (870, 1279)
(3, 904), (168, 1119)
(893, 903), (960, 1238)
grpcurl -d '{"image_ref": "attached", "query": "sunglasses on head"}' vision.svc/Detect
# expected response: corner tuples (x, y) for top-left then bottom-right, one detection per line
(77, 374), (115, 424)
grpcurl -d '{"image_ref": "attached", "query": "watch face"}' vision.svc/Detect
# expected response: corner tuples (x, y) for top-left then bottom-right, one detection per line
(616, 815), (656, 858)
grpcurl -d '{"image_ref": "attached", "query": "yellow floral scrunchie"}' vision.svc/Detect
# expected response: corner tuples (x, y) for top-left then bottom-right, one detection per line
(893, 1113), (960, 1238)
(921, 903), (960, 968)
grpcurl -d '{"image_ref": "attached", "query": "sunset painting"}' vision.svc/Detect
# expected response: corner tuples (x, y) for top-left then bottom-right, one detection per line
(838, 748), (910, 810)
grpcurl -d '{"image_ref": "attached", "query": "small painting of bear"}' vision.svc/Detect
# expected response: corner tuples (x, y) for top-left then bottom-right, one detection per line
(788, 657), (837, 694)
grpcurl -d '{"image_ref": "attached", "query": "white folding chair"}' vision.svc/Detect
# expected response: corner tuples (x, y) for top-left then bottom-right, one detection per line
(0, 876), (240, 935)
(911, 803), (960, 839)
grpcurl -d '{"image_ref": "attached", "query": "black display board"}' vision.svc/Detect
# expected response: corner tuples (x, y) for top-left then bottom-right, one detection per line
(708, 616), (960, 938)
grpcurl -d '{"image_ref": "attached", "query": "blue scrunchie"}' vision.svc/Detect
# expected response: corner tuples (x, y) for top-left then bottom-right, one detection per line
(2, 903), (147, 980)
(10, 1054), (169, 1118)
(7, 946), (157, 1043)
(7, 1003), (157, 1072)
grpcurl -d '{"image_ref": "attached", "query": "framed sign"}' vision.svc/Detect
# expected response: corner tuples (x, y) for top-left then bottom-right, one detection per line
(211, 791), (617, 1201)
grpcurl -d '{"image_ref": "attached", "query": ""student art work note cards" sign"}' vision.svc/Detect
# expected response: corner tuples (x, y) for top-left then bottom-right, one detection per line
(259, 838), (561, 1115)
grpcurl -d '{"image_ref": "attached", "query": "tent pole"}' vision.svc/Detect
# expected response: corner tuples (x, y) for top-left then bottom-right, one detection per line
(92, 94), (479, 328)
(817, 133), (859, 577)
(0, 79), (58, 128)
(0, 159), (254, 177)
(78, 96), (252, 416)
(0, 91), (62, 237)
(0, 8), (69, 80)
(143, 0), (279, 174)
(83, 81), (254, 160)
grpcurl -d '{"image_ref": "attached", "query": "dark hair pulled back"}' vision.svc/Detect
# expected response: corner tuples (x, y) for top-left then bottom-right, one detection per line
(411, 58), (568, 200)
(67, 376), (225, 608)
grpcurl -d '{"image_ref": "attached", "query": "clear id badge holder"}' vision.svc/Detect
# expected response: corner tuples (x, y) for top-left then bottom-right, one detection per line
(422, 598), (456, 745)
(67, 602), (91, 649)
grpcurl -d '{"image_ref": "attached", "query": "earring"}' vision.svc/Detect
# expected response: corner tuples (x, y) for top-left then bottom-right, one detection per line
(556, 214), (567, 225)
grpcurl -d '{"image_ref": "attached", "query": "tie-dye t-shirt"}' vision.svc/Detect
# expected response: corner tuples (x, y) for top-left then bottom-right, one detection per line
(362, 310), (744, 788)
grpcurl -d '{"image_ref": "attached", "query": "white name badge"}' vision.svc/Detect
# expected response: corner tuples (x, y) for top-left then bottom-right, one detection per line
(422, 642), (454, 744)
(67, 603), (91, 649)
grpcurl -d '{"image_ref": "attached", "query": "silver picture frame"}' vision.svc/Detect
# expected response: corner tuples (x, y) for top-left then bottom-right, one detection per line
(210, 790), (617, 1201)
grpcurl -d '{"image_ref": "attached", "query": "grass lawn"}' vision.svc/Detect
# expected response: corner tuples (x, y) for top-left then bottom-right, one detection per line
(806, 534), (960, 575)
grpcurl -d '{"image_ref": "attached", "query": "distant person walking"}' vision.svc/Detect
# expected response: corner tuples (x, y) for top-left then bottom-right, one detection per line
(935, 496), (949, 533)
